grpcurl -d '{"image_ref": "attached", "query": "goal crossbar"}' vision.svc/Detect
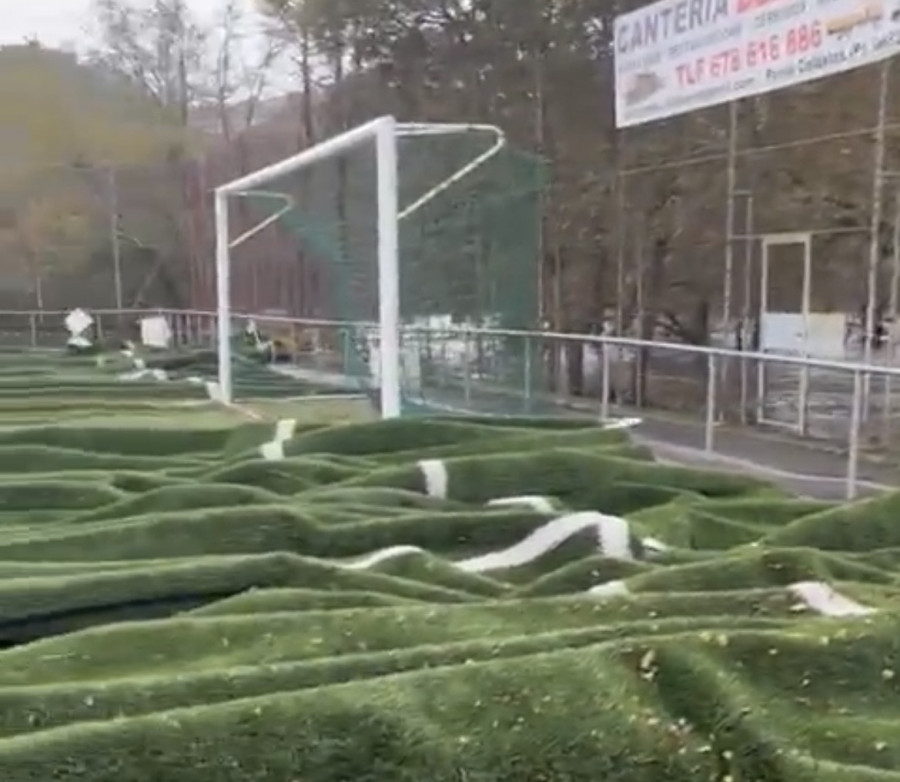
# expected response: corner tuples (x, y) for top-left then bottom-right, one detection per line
(213, 115), (506, 415)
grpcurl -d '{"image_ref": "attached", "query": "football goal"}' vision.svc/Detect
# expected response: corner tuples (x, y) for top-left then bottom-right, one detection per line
(214, 115), (544, 415)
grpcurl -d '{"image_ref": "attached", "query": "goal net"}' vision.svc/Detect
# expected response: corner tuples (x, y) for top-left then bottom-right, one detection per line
(215, 116), (545, 416)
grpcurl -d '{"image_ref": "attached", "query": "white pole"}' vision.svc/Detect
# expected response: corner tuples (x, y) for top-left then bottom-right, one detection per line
(214, 189), (232, 403)
(376, 116), (401, 418)
(218, 117), (388, 194)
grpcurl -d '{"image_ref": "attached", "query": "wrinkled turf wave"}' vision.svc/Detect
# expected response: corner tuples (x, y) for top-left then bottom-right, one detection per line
(0, 349), (898, 780)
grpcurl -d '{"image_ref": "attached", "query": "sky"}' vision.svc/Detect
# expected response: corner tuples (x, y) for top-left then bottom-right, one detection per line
(0, 0), (297, 97)
(0, 0), (267, 50)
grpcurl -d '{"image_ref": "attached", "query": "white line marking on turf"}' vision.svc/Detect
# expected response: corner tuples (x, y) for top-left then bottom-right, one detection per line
(118, 368), (168, 382)
(274, 418), (297, 442)
(788, 581), (874, 616)
(588, 580), (630, 597)
(597, 514), (632, 560)
(486, 496), (556, 513)
(417, 459), (448, 499)
(642, 537), (670, 555)
(456, 512), (633, 573)
(229, 404), (263, 421)
(259, 418), (298, 460)
(343, 545), (424, 570)
(260, 440), (285, 460)
(337, 512), (634, 574)
(603, 417), (642, 430)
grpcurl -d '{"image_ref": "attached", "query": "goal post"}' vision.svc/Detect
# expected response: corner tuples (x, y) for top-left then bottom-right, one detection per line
(216, 116), (401, 414)
(214, 114), (543, 415)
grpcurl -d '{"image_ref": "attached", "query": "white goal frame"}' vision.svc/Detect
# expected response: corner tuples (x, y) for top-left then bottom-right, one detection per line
(214, 115), (506, 416)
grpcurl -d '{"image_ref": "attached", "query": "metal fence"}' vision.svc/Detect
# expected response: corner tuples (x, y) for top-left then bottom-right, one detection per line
(0, 306), (896, 498)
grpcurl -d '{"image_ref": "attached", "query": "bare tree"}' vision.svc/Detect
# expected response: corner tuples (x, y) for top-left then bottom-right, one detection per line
(211, 0), (288, 144)
(91, 0), (208, 126)
(88, 0), (292, 310)
(92, 0), (287, 137)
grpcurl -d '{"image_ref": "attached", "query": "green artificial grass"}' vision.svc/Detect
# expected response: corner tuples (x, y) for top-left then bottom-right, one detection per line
(0, 346), (895, 779)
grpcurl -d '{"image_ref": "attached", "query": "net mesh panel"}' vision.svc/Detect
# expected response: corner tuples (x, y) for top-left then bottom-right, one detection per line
(239, 129), (546, 414)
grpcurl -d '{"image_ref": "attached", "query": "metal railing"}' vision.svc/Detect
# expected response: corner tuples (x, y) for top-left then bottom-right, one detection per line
(0, 306), (897, 499)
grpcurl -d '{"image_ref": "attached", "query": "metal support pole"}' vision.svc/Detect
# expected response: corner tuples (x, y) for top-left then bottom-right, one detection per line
(214, 189), (232, 403)
(797, 235), (812, 436)
(634, 224), (645, 407)
(463, 329), (472, 405)
(721, 100), (738, 417)
(615, 169), (626, 336)
(342, 329), (351, 374)
(891, 185), (900, 322)
(108, 167), (123, 314)
(375, 117), (401, 418)
(601, 344), (611, 421)
(885, 186), (900, 438)
(756, 238), (770, 425)
(523, 335), (532, 411)
(705, 353), (717, 452)
(291, 323), (300, 365)
(864, 61), (890, 421)
(846, 368), (863, 500)
(739, 193), (755, 423)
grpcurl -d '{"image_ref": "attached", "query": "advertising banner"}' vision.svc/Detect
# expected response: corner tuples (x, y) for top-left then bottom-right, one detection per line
(614, 0), (900, 127)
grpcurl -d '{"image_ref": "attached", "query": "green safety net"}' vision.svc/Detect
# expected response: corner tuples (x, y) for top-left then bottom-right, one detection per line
(241, 129), (547, 415)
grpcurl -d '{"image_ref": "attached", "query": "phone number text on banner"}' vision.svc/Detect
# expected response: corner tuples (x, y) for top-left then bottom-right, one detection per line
(614, 0), (900, 128)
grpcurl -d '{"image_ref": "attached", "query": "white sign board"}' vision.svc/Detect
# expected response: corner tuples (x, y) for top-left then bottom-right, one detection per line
(139, 316), (172, 349)
(615, 0), (900, 128)
(760, 311), (848, 355)
(65, 308), (93, 338)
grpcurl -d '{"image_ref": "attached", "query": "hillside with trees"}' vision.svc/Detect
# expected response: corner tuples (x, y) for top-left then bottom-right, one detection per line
(0, 41), (192, 310)
(1, 0), (897, 353)
(255, 0), (900, 347)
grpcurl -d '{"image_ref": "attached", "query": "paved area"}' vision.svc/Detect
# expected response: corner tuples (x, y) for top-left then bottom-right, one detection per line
(631, 414), (898, 500)
(426, 386), (898, 500)
(282, 361), (898, 500)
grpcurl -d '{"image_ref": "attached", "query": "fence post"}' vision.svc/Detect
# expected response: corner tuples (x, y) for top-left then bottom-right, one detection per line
(705, 353), (717, 452)
(463, 329), (472, 406)
(798, 363), (809, 436)
(341, 328), (351, 375)
(755, 357), (765, 424)
(291, 323), (300, 365)
(28, 314), (36, 348)
(739, 343), (749, 425)
(846, 368), (863, 500)
(523, 335), (532, 412)
(601, 342), (611, 421)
